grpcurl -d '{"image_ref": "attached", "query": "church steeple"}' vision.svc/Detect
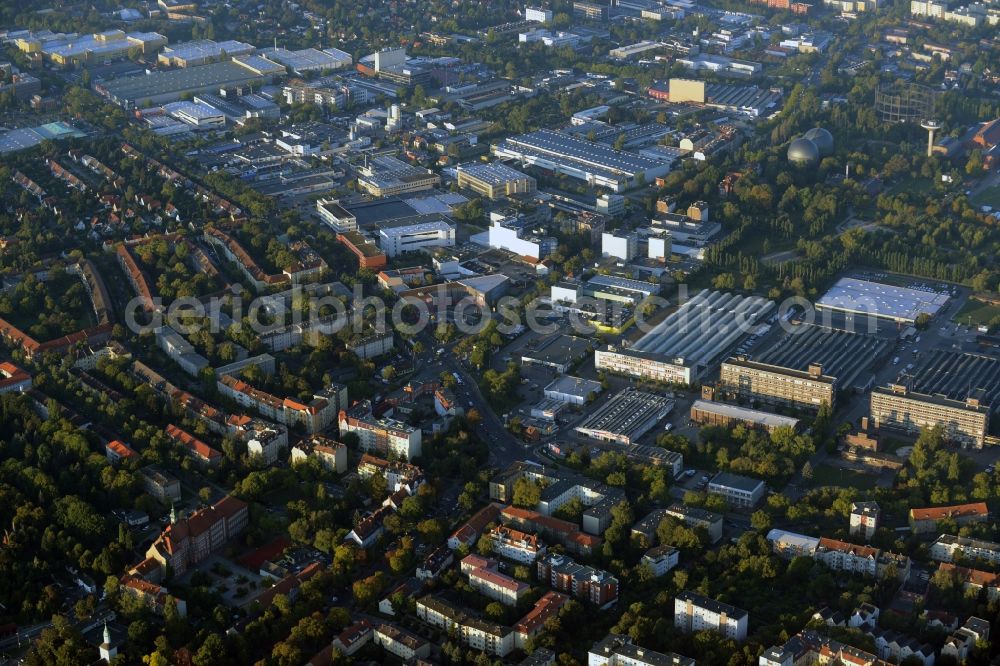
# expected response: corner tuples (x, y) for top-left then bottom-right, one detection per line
(102, 620), (110, 646)
(169, 502), (177, 525)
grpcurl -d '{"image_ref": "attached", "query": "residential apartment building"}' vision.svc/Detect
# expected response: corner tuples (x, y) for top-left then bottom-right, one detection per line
(165, 424), (222, 467)
(461, 555), (529, 606)
(937, 563), (1000, 602)
(217, 375), (345, 434)
(290, 435), (347, 474)
(674, 590), (748, 642)
(448, 503), (503, 550)
(142, 496), (248, 577)
(850, 501), (881, 541)
(642, 545), (680, 577)
(106, 440), (139, 465)
(719, 359), (835, 412)
(339, 410), (423, 460)
(537, 552), (619, 606)
(139, 466), (181, 504)
(814, 538), (879, 577)
(357, 453), (424, 492)
(909, 502), (989, 533)
(871, 384), (990, 448)
(663, 503), (724, 544)
(416, 595), (515, 657)
(930, 534), (1000, 566)
(374, 623), (430, 661)
(0, 361), (32, 393)
(707, 472), (766, 508)
(589, 633), (695, 666)
(488, 525), (546, 563)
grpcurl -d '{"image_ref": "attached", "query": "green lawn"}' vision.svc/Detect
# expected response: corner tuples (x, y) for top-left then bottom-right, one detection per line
(971, 185), (1000, 210)
(954, 298), (1000, 328)
(806, 463), (879, 489)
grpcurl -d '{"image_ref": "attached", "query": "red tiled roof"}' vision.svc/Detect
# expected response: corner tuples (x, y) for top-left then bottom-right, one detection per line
(817, 537), (878, 558)
(910, 502), (988, 522)
(107, 440), (138, 459)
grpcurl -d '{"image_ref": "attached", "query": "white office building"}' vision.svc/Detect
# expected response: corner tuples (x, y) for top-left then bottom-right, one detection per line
(674, 590), (748, 642)
(707, 472), (766, 508)
(377, 214), (456, 257)
(482, 218), (556, 259)
(525, 6), (553, 22)
(602, 232), (639, 261)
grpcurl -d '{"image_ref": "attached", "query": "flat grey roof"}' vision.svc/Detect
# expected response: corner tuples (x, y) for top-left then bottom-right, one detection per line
(709, 471), (765, 493)
(676, 590), (748, 620)
(816, 277), (949, 322)
(100, 61), (263, 102)
(692, 399), (799, 429)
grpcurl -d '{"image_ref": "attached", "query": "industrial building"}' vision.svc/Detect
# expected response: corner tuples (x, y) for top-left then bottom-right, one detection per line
(543, 376), (603, 405)
(870, 384), (991, 448)
(493, 129), (672, 192)
(258, 47), (352, 74)
(690, 399), (800, 433)
(573, 388), (673, 444)
(13, 30), (166, 66)
(357, 156), (441, 197)
(901, 349), (1000, 409)
(595, 290), (774, 385)
(96, 61), (270, 107)
(158, 39), (255, 67)
(521, 334), (592, 373)
(752, 323), (893, 393)
(581, 275), (658, 305)
(815, 277), (950, 324)
(719, 358), (836, 412)
(648, 78), (782, 117)
(456, 162), (536, 200)
(376, 214), (456, 257)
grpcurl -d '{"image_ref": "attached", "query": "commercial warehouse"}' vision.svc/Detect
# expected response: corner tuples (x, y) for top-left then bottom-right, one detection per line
(595, 290), (774, 385)
(258, 47), (352, 74)
(573, 388), (673, 444)
(492, 129), (672, 192)
(158, 39), (255, 67)
(753, 323), (893, 393)
(96, 61), (270, 107)
(815, 277), (950, 324)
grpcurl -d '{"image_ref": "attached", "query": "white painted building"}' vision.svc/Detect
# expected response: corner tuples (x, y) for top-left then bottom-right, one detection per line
(602, 231), (638, 261)
(377, 215), (456, 257)
(674, 590), (748, 642)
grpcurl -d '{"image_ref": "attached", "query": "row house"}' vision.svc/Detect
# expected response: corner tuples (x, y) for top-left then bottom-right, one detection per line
(12, 170), (46, 200)
(864, 627), (935, 666)
(536, 552), (619, 606)
(488, 525), (546, 564)
(940, 616), (991, 663)
(47, 159), (88, 192)
(461, 554), (529, 606)
(909, 502), (989, 534)
(116, 246), (156, 312)
(78, 153), (125, 189)
(142, 495), (248, 578)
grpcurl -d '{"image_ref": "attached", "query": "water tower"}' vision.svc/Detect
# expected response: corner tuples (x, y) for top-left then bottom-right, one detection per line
(921, 119), (941, 158)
